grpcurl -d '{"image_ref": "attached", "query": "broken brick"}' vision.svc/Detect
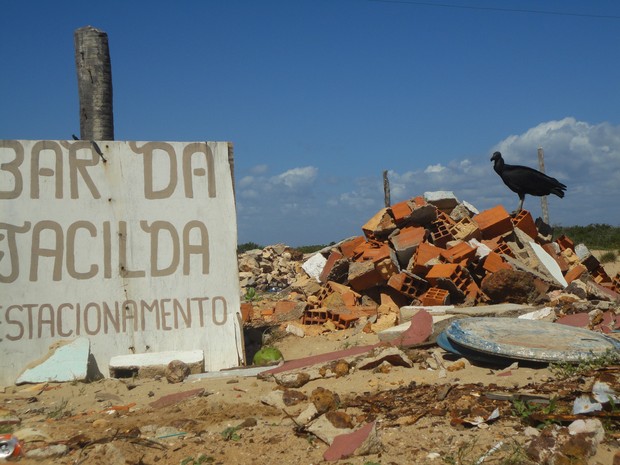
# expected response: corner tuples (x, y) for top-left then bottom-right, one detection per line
(511, 209), (537, 239)
(426, 263), (472, 294)
(362, 208), (397, 240)
(556, 234), (575, 252)
(482, 251), (512, 273)
(390, 199), (413, 225)
(348, 260), (384, 291)
(389, 226), (428, 268)
(319, 250), (344, 283)
(408, 241), (444, 275)
(449, 216), (481, 242)
(473, 205), (513, 239)
(440, 241), (476, 265)
(430, 211), (455, 247)
(387, 271), (429, 299)
(302, 308), (329, 325)
(339, 236), (365, 258)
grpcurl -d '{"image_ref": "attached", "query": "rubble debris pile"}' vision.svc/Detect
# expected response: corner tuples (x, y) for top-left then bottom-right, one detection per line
(239, 192), (620, 331)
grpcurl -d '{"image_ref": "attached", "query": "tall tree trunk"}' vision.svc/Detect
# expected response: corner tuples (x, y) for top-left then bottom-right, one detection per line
(74, 26), (114, 140)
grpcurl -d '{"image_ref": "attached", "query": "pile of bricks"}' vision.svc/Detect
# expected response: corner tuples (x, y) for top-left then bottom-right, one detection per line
(297, 192), (620, 328)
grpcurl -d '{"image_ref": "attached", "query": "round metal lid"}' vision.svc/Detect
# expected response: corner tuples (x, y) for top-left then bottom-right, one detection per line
(444, 317), (620, 363)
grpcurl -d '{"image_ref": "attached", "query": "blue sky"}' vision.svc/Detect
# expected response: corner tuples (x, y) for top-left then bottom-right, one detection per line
(2, 0), (620, 246)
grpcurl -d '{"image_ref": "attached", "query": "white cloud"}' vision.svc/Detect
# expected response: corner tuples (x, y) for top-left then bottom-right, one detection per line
(237, 117), (620, 246)
(424, 163), (445, 173)
(272, 166), (318, 189)
(250, 164), (268, 175)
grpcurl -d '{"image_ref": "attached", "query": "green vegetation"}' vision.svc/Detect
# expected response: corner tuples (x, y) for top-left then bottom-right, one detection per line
(511, 397), (559, 428)
(180, 455), (214, 465)
(220, 425), (242, 441)
(600, 250), (618, 264)
(550, 349), (620, 380)
(237, 242), (334, 255)
(237, 242), (263, 254)
(553, 224), (620, 250)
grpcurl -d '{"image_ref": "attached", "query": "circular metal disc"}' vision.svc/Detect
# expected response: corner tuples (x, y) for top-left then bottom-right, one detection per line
(445, 317), (620, 363)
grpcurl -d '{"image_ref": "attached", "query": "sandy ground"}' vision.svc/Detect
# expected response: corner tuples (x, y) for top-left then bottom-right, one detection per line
(0, 255), (618, 464)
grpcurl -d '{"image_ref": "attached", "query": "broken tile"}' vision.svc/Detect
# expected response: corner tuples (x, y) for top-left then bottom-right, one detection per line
(16, 338), (91, 385)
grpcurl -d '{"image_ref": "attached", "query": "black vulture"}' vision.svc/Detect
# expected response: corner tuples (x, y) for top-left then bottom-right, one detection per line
(490, 151), (566, 212)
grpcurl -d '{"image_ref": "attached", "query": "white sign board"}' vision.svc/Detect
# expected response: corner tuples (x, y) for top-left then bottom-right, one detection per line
(0, 140), (244, 386)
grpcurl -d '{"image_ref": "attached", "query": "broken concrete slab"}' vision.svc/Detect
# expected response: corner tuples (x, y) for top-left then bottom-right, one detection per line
(424, 191), (459, 212)
(400, 305), (454, 321)
(15, 338), (91, 385)
(109, 350), (204, 378)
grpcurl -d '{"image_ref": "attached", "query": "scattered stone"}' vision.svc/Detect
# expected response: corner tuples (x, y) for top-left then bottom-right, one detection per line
(274, 372), (311, 389)
(307, 413), (354, 445)
(25, 445), (69, 460)
(356, 346), (413, 371)
(165, 360), (190, 384)
(310, 387), (340, 414)
(282, 389), (308, 406)
(481, 269), (541, 304)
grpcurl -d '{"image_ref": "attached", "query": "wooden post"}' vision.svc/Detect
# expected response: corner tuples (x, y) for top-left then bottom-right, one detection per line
(537, 147), (550, 224)
(383, 170), (391, 207)
(74, 26), (114, 140)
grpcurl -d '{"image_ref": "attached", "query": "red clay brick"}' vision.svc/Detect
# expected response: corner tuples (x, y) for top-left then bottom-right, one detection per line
(340, 236), (365, 258)
(390, 199), (413, 224)
(511, 209), (537, 239)
(319, 250), (344, 283)
(482, 251), (512, 273)
(409, 241), (444, 275)
(390, 226), (428, 267)
(420, 287), (450, 306)
(426, 263), (473, 294)
(430, 211), (455, 247)
(353, 240), (390, 263)
(362, 208), (397, 240)
(440, 241), (476, 265)
(302, 308), (329, 325)
(473, 205), (513, 239)
(556, 234), (575, 252)
(564, 264), (587, 283)
(387, 271), (429, 299)
(591, 265), (611, 284)
(348, 260), (384, 291)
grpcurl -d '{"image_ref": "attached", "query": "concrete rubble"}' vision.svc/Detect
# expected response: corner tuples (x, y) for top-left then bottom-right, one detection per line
(240, 192), (620, 338)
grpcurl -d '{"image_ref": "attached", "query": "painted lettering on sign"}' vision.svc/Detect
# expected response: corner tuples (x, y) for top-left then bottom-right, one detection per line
(0, 140), (216, 200)
(2, 296), (228, 341)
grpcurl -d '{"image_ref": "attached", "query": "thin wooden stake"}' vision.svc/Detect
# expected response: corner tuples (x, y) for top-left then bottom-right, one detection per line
(537, 147), (550, 224)
(383, 170), (391, 207)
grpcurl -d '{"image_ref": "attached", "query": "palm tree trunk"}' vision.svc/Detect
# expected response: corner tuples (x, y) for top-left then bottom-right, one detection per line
(74, 26), (114, 140)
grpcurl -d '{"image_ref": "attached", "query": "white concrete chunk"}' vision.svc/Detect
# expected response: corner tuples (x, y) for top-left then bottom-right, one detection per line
(424, 191), (459, 210)
(302, 253), (327, 282)
(16, 338), (91, 385)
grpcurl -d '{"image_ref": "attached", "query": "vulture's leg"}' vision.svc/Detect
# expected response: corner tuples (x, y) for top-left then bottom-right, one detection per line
(517, 195), (525, 212)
